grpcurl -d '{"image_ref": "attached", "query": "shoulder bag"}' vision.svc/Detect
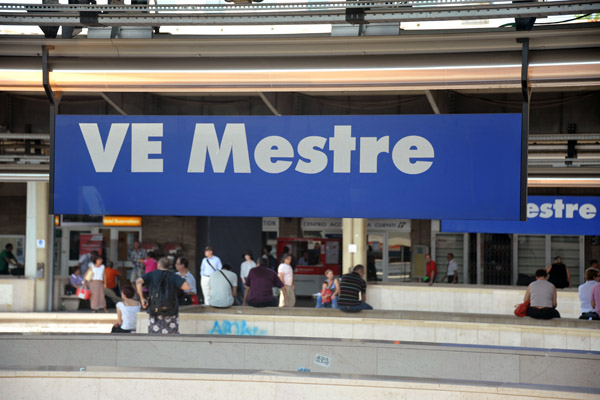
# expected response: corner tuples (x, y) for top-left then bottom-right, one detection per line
(207, 259), (234, 292)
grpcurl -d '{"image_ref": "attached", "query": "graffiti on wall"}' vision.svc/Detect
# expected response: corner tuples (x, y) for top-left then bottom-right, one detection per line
(208, 320), (267, 336)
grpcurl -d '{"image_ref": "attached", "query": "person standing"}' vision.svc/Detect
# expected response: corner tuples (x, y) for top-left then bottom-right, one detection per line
(524, 269), (560, 319)
(136, 257), (190, 334)
(243, 257), (287, 308)
(338, 265), (372, 312)
(441, 253), (458, 284)
(240, 251), (256, 287)
(144, 252), (158, 274)
(0, 243), (24, 276)
(278, 254), (296, 307)
(85, 255), (108, 313)
(424, 254), (437, 286)
(209, 264), (238, 308)
(128, 241), (147, 286)
(200, 246), (222, 306)
(77, 250), (99, 278)
(546, 256), (572, 289)
(240, 251), (256, 300)
(260, 245), (277, 271)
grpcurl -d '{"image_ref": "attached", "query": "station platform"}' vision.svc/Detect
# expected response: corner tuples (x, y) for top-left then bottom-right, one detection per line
(2, 367), (598, 400)
(0, 334), (598, 397)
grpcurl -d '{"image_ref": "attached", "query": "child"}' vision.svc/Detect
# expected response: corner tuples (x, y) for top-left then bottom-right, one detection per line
(320, 281), (333, 308)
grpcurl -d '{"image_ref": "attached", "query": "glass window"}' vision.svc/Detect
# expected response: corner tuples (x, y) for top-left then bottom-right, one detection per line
(388, 232), (411, 282)
(69, 231), (90, 261)
(435, 233), (464, 283)
(551, 236), (580, 285)
(518, 235), (545, 277)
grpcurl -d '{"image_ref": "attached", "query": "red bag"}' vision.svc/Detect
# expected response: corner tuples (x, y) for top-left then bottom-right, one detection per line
(191, 294), (199, 305)
(76, 287), (91, 300)
(514, 299), (530, 317)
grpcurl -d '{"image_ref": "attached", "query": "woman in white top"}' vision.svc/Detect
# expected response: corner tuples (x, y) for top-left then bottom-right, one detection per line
(240, 251), (257, 286)
(85, 255), (107, 313)
(112, 285), (141, 333)
(278, 254), (295, 307)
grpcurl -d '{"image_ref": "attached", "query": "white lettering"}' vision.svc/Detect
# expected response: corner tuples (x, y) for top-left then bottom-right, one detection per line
(132, 123), (163, 173)
(188, 123), (251, 173)
(295, 136), (328, 174)
(329, 126), (356, 173)
(580, 204), (597, 219)
(553, 199), (565, 218)
(80, 123), (128, 173)
(527, 203), (539, 218)
(539, 203), (553, 218)
(392, 135), (435, 175)
(360, 136), (389, 173)
(565, 203), (578, 219)
(529, 201), (596, 220)
(254, 136), (294, 174)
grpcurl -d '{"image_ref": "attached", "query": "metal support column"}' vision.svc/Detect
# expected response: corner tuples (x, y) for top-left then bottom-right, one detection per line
(42, 45), (61, 311)
(517, 37), (530, 221)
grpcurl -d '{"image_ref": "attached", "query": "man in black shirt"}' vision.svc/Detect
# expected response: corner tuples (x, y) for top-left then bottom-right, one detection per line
(136, 257), (190, 334)
(338, 265), (373, 312)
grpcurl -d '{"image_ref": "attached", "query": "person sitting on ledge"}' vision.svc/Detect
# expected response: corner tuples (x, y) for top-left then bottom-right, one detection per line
(338, 264), (373, 312)
(69, 266), (84, 289)
(243, 257), (287, 308)
(523, 269), (560, 319)
(209, 264), (238, 308)
(578, 267), (599, 320)
(112, 285), (140, 334)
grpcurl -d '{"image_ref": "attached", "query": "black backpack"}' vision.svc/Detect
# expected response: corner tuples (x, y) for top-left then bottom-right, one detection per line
(149, 271), (178, 316)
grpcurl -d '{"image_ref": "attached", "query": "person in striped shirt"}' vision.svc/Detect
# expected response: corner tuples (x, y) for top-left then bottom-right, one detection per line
(338, 265), (373, 312)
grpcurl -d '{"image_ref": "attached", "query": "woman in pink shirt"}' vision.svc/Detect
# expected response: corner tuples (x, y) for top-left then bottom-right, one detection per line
(144, 252), (158, 273)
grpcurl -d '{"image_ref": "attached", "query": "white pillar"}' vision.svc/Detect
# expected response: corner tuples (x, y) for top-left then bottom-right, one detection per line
(353, 218), (367, 270)
(25, 182), (50, 311)
(342, 218), (367, 275)
(342, 218), (353, 274)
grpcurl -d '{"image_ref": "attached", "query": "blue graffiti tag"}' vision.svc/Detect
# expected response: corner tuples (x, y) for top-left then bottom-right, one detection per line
(208, 320), (267, 336)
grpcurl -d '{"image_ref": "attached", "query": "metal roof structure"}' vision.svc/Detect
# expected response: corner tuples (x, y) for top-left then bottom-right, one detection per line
(0, 0), (598, 26)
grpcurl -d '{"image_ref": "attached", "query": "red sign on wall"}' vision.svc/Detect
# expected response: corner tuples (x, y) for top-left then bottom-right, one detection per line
(79, 234), (103, 257)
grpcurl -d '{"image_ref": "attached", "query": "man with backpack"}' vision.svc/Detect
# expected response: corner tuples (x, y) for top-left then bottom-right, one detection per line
(136, 257), (190, 334)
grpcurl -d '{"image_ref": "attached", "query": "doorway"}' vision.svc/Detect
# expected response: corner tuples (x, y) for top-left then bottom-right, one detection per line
(367, 231), (411, 282)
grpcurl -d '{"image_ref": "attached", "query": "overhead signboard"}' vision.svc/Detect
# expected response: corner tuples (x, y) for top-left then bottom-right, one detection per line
(442, 196), (600, 235)
(102, 216), (142, 227)
(54, 114), (523, 219)
(301, 218), (410, 233)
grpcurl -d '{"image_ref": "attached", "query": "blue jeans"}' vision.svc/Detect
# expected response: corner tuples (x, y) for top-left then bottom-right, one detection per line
(316, 294), (338, 309)
(339, 302), (373, 312)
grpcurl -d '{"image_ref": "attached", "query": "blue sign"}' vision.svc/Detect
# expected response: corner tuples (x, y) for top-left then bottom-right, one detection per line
(54, 114), (523, 219)
(442, 196), (600, 235)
